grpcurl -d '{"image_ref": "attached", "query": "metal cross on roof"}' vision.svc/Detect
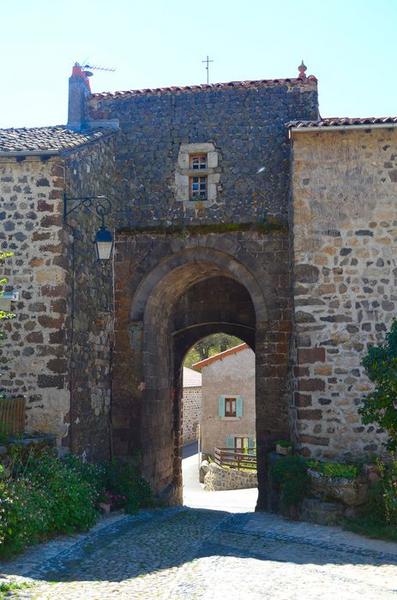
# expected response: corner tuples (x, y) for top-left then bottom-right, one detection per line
(202, 55), (214, 84)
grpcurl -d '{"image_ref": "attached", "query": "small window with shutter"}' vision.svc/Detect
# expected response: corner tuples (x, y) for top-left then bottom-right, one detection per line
(218, 395), (243, 418)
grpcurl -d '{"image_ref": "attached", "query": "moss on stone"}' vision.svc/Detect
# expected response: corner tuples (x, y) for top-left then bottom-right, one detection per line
(118, 219), (287, 237)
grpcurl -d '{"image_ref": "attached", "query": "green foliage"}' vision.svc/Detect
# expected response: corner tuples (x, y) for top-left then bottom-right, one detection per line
(184, 334), (243, 368)
(0, 422), (9, 445)
(360, 319), (397, 451)
(0, 446), (154, 557)
(275, 440), (292, 448)
(104, 460), (153, 513)
(307, 460), (359, 479)
(0, 581), (31, 599)
(0, 478), (53, 556)
(344, 459), (397, 541)
(271, 456), (309, 509)
(26, 453), (99, 532)
(0, 450), (100, 558)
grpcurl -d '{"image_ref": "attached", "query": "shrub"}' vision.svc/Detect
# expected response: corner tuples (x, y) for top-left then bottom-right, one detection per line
(360, 318), (397, 451)
(0, 450), (102, 558)
(105, 459), (153, 513)
(0, 478), (51, 556)
(271, 455), (309, 509)
(25, 453), (99, 533)
(306, 460), (359, 479)
(344, 459), (397, 541)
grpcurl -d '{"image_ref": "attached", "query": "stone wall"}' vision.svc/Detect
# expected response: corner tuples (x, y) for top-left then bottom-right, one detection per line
(0, 156), (70, 441)
(63, 136), (116, 460)
(0, 135), (116, 459)
(89, 79), (318, 228)
(291, 126), (397, 460)
(204, 462), (258, 491)
(182, 386), (201, 445)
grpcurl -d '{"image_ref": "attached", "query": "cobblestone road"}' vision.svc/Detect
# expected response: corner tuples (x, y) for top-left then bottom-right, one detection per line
(3, 507), (397, 600)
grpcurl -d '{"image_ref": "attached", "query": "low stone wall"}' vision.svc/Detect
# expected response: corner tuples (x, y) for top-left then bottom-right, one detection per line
(203, 462), (257, 491)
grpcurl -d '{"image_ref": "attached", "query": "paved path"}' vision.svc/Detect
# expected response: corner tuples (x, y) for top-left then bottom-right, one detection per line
(182, 445), (258, 512)
(2, 451), (397, 599)
(3, 508), (397, 599)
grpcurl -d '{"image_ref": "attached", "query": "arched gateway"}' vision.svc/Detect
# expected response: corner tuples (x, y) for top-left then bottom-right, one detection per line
(111, 235), (291, 509)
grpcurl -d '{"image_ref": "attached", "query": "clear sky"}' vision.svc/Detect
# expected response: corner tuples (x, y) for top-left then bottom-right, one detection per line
(0, 0), (396, 128)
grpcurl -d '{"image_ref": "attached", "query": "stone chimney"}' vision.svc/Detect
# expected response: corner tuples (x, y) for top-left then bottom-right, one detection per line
(67, 63), (92, 131)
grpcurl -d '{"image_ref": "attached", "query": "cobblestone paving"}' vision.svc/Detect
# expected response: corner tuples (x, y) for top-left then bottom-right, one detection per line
(4, 508), (397, 600)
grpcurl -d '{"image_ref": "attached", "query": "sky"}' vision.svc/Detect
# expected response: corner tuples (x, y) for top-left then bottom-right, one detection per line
(0, 0), (396, 128)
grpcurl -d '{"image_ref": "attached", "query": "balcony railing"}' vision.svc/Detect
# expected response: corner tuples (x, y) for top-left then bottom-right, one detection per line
(214, 447), (257, 471)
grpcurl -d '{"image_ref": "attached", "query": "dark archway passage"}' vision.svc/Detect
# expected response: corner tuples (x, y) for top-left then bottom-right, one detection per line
(112, 236), (292, 510)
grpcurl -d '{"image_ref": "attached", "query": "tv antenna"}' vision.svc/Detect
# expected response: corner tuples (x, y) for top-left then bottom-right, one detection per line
(81, 63), (116, 76)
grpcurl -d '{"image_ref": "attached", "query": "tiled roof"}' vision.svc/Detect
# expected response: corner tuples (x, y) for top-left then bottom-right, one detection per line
(288, 117), (397, 129)
(192, 343), (250, 371)
(0, 126), (107, 154)
(183, 367), (202, 388)
(91, 76), (317, 100)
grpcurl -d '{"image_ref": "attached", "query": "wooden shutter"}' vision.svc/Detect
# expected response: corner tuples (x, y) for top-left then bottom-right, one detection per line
(218, 395), (225, 417)
(226, 435), (234, 448)
(236, 396), (243, 417)
(248, 437), (255, 451)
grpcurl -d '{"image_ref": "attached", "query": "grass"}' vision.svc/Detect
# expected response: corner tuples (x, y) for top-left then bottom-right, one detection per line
(0, 581), (31, 599)
(344, 517), (397, 543)
(306, 460), (359, 479)
(118, 219), (288, 237)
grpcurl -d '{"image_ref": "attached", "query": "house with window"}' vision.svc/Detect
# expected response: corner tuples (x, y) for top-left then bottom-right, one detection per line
(192, 343), (255, 456)
(182, 366), (202, 445)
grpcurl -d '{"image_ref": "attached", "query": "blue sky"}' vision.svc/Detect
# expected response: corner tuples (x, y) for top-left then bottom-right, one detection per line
(1, 0), (396, 127)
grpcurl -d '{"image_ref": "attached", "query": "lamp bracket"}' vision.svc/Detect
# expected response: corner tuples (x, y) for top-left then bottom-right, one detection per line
(63, 193), (111, 227)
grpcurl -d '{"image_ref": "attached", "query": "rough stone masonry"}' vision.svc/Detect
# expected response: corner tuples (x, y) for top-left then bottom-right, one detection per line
(0, 62), (396, 507)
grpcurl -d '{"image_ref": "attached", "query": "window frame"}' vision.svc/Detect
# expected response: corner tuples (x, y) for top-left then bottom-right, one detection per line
(189, 153), (208, 170)
(224, 396), (237, 418)
(189, 174), (208, 201)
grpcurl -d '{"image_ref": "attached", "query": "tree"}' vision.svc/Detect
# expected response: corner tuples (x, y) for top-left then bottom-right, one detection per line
(184, 334), (243, 368)
(360, 319), (397, 452)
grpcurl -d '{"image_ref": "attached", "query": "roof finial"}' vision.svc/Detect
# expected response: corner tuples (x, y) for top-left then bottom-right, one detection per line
(298, 60), (307, 80)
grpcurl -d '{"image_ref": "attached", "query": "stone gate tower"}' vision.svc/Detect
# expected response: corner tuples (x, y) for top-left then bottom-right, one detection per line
(2, 63), (394, 508)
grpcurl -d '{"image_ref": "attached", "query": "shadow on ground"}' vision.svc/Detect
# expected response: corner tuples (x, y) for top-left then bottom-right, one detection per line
(2, 506), (397, 587)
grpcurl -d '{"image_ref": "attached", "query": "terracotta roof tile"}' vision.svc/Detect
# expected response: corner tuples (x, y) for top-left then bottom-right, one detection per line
(0, 126), (107, 154)
(91, 77), (317, 100)
(192, 343), (249, 371)
(288, 117), (397, 129)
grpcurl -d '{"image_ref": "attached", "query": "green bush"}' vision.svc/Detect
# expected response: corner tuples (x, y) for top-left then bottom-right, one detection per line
(306, 460), (359, 479)
(0, 478), (52, 556)
(344, 460), (397, 541)
(360, 318), (397, 451)
(105, 459), (153, 513)
(0, 449), (154, 558)
(271, 456), (309, 509)
(25, 453), (99, 533)
(0, 451), (101, 558)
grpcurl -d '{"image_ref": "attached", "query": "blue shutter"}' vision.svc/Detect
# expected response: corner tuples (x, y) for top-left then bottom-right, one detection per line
(248, 437), (255, 452)
(236, 396), (243, 417)
(226, 435), (234, 449)
(218, 395), (225, 417)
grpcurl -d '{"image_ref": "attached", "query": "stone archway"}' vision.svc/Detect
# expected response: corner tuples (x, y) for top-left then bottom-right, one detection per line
(112, 236), (291, 510)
